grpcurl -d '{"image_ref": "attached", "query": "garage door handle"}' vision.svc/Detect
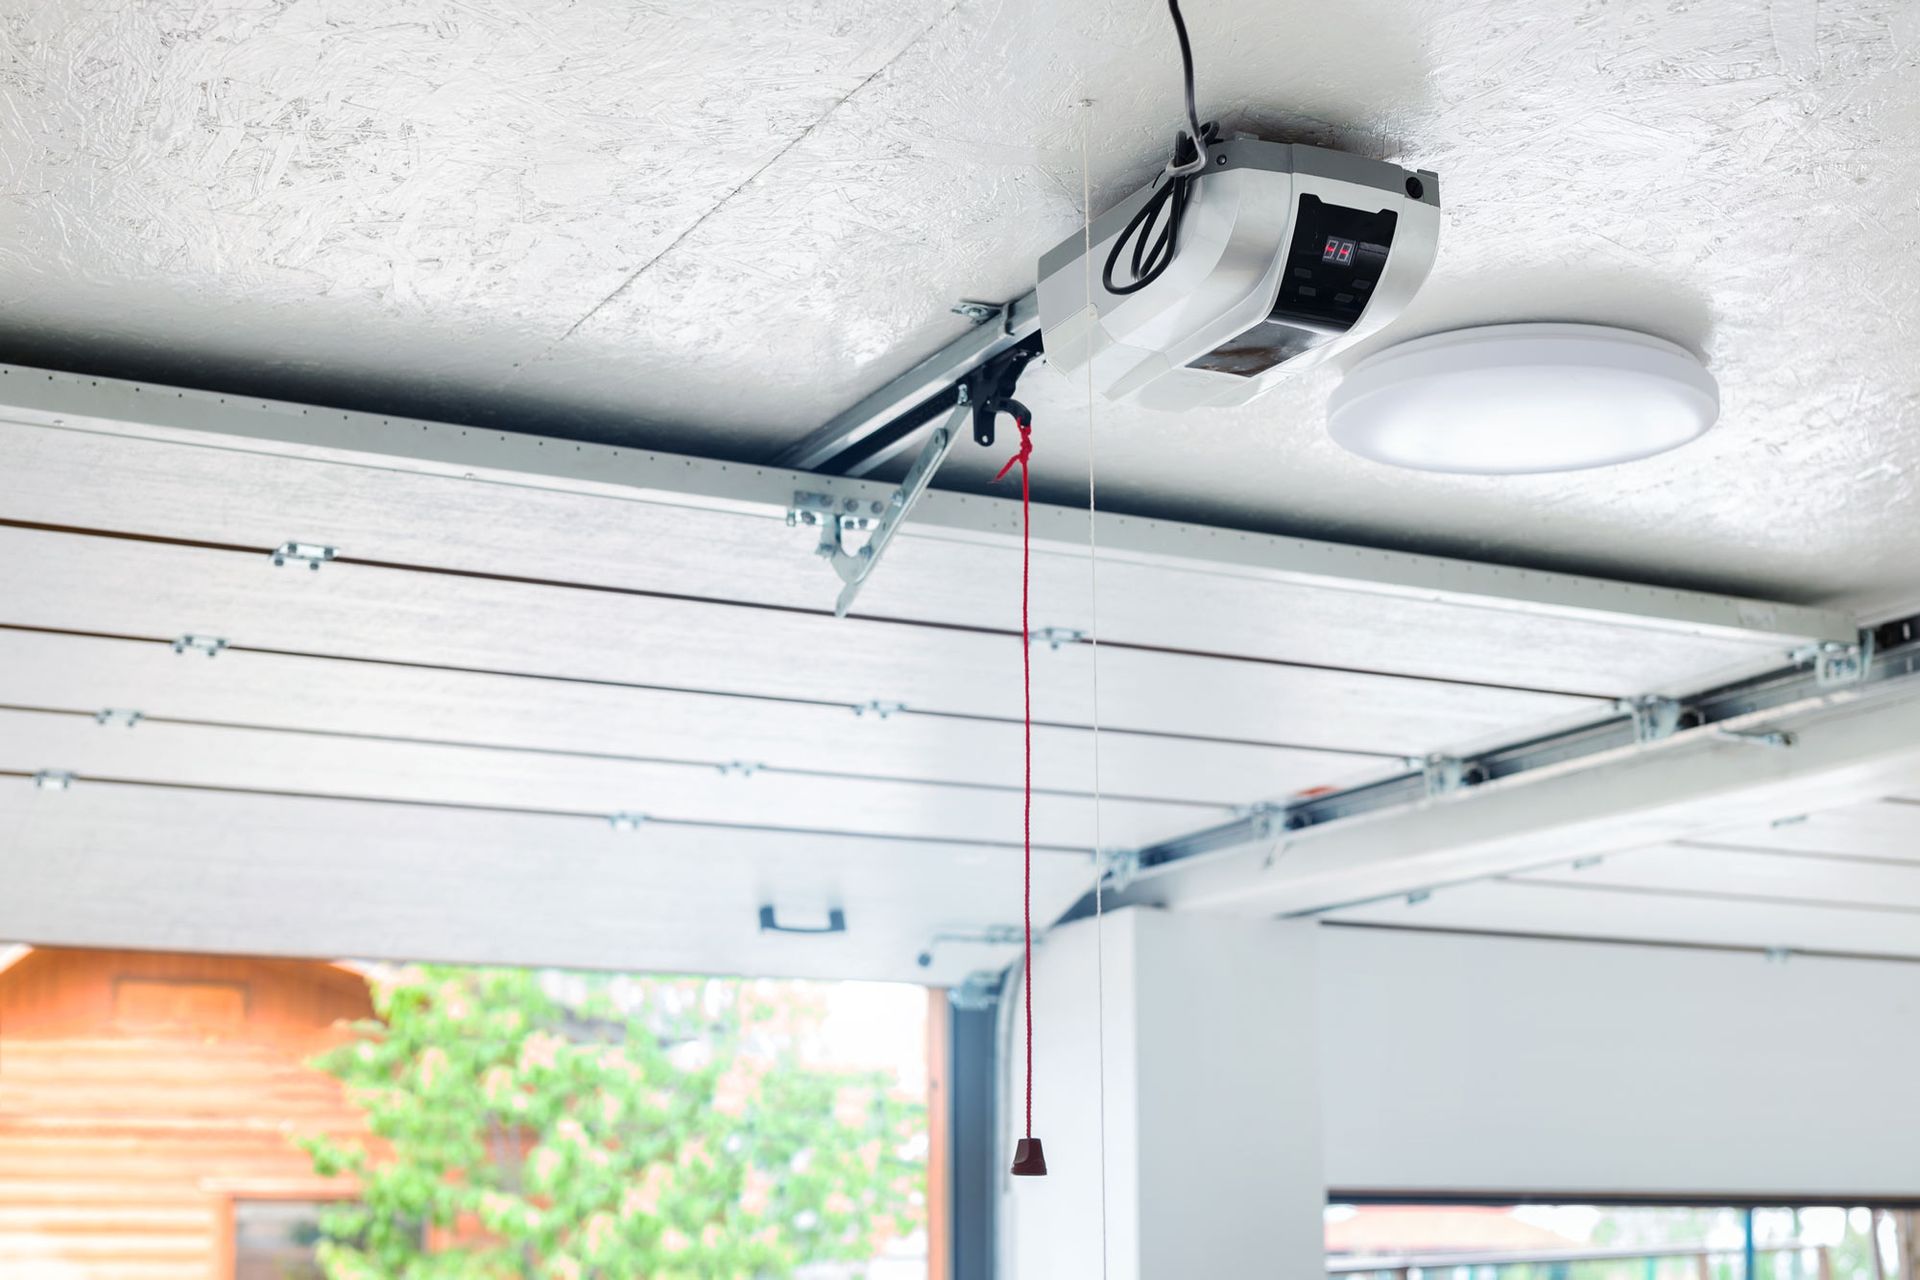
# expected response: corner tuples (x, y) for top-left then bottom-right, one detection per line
(758, 906), (847, 936)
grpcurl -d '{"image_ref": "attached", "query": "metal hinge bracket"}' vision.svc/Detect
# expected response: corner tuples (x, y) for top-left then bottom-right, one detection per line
(1419, 754), (1467, 798)
(94, 708), (143, 728)
(916, 925), (1024, 970)
(33, 770), (75, 791)
(1097, 847), (1143, 893)
(1028, 626), (1086, 651)
(1236, 801), (1287, 839)
(271, 541), (337, 571)
(172, 634), (228, 658)
(1793, 635), (1873, 688)
(853, 699), (906, 719)
(716, 760), (765, 779)
(949, 970), (1005, 1011)
(1622, 695), (1684, 744)
(607, 812), (649, 832)
(789, 400), (969, 619)
(1716, 727), (1796, 749)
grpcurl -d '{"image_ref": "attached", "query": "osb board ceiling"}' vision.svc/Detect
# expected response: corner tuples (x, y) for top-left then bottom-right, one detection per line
(4, 0), (1918, 610)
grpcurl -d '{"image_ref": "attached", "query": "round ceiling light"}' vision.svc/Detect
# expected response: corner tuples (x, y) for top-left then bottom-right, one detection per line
(1326, 323), (1719, 475)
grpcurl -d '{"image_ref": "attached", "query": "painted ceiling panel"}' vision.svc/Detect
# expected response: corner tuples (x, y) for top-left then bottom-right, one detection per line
(3, 1), (1917, 609)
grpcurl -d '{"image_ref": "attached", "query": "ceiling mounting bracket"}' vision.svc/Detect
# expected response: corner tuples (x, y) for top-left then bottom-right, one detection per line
(789, 399), (969, 618)
(949, 299), (1003, 326)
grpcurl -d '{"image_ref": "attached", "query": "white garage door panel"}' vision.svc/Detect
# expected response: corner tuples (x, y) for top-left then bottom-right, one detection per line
(1327, 879), (1920, 958)
(0, 709), (1207, 850)
(1519, 843), (1920, 910)
(0, 630), (1356, 806)
(0, 780), (1087, 984)
(0, 425), (1786, 697)
(1692, 800), (1920, 861)
(0, 527), (1591, 753)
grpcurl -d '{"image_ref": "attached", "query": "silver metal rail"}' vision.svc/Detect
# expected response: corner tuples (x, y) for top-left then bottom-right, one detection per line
(1066, 614), (1919, 917)
(774, 294), (1039, 474)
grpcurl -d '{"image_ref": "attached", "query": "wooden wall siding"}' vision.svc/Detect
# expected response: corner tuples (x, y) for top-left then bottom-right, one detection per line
(0, 947), (373, 1279)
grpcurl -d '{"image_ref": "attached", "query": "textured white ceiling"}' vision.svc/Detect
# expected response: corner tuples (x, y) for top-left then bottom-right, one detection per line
(4, 0), (1919, 610)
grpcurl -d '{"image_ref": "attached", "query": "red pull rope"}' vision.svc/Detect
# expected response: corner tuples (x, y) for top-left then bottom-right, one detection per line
(993, 422), (1035, 1141)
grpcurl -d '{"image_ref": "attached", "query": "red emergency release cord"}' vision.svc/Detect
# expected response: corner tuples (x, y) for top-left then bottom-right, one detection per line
(996, 420), (1047, 1177)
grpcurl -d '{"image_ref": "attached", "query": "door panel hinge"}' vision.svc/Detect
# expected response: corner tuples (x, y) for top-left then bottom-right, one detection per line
(172, 634), (228, 658)
(271, 541), (338, 571)
(1792, 635), (1873, 688)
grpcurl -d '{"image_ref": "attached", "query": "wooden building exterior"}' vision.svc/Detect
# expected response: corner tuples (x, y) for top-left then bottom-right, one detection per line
(0, 946), (374, 1279)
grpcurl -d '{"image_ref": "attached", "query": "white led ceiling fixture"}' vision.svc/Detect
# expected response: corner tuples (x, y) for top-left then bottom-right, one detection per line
(1327, 323), (1720, 475)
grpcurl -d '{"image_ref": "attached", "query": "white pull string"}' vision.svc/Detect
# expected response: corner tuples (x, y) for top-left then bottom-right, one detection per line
(1081, 96), (1111, 1280)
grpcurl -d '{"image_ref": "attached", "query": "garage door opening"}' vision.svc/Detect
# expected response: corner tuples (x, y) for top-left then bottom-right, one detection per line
(0, 944), (934, 1279)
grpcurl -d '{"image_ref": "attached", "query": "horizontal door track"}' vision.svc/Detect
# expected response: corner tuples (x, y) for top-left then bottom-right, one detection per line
(1059, 612), (1911, 922)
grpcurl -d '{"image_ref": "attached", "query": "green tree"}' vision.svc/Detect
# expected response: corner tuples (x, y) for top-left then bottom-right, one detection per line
(300, 966), (924, 1280)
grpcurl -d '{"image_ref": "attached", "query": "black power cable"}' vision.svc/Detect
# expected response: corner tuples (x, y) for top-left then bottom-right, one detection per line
(1101, 0), (1213, 296)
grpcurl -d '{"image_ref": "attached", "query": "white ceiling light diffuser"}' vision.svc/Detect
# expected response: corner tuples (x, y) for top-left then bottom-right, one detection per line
(1326, 323), (1719, 475)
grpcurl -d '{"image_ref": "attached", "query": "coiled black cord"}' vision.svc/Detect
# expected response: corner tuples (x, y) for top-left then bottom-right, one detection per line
(1101, 0), (1211, 296)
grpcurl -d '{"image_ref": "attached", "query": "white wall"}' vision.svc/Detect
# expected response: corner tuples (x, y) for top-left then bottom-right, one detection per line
(1318, 926), (1920, 1199)
(1001, 909), (1324, 1280)
(999, 915), (1920, 1275)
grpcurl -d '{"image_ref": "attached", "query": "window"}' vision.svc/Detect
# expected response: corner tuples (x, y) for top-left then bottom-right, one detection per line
(232, 1199), (333, 1280)
(1325, 1202), (1919, 1278)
